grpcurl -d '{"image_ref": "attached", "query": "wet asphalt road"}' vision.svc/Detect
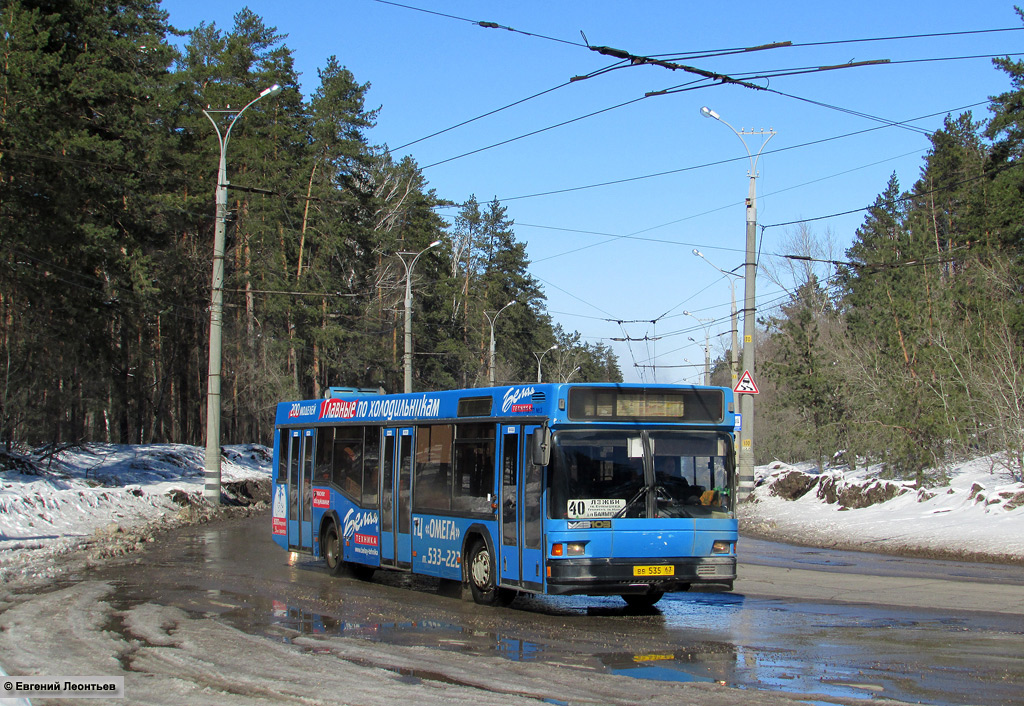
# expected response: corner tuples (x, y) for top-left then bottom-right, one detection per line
(46, 513), (1024, 705)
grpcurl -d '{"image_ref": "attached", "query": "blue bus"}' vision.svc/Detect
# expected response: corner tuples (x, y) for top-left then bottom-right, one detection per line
(271, 383), (738, 607)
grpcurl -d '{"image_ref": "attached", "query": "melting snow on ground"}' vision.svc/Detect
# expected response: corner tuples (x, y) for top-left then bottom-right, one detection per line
(0, 443), (272, 583)
(741, 454), (1024, 562)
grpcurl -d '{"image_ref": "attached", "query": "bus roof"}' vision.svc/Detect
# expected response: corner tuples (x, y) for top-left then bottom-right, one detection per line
(276, 383), (735, 429)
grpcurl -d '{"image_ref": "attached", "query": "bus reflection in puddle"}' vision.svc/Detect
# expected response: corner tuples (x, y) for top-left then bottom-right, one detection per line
(601, 651), (731, 685)
(269, 600), (543, 662)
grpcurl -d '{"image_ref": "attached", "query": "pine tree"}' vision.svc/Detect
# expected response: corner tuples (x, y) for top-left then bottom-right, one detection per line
(0, 0), (177, 445)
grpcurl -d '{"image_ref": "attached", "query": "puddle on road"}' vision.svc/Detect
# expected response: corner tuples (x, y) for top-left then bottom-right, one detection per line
(77, 517), (1024, 706)
(213, 592), (893, 704)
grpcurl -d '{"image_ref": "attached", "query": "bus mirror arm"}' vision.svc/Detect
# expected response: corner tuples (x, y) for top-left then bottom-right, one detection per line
(532, 426), (551, 466)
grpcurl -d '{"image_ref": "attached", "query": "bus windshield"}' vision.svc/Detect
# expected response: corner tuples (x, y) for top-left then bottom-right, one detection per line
(549, 430), (733, 520)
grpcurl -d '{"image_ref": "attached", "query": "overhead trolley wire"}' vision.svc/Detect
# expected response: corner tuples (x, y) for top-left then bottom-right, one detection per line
(497, 100), (989, 203)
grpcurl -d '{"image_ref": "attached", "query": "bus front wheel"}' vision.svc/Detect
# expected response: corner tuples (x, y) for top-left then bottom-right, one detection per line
(621, 591), (664, 609)
(467, 540), (513, 606)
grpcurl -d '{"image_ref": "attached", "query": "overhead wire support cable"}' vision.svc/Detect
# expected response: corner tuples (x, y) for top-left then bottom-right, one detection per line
(369, 0), (586, 46)
(585, 43), (771, 92)
(762, 160), (1022, 231)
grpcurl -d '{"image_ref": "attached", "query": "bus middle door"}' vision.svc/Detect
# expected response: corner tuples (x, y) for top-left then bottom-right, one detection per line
(380, 427), (414, 569)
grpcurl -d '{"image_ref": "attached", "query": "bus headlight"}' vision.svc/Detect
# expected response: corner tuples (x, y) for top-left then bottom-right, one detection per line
(711, 540), (733, 555)
(551, 542), (587, 557)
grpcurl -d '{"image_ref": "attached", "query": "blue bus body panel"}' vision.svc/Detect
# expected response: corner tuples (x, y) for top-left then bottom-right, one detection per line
(545, 518), (738, 560)
(411, 514), (498, 580)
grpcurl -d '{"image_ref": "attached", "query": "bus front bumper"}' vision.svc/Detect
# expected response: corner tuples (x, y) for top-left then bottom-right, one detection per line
(545, 556), (736, 596)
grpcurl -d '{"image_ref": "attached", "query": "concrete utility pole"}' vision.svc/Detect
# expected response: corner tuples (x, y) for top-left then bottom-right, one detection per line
(201, 83), (281, 506)
(398, 240), (442, 394)
(700, 106), (775, 500)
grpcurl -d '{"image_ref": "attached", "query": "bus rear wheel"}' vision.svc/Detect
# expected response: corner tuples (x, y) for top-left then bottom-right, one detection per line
(467, 540), (514, 606)
(323, 524), (344, 577)
(323, 523), (374, 580)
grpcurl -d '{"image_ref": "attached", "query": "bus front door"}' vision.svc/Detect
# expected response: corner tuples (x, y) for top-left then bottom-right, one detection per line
(499, 425), (545, 591)
(287, 428), (315, 551)
(380, 427), (414, 569)
(519, 424), (545, 590)
(499, 425), (522, 585)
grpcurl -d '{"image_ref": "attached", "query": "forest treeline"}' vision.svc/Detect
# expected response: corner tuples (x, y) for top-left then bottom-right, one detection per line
(738, 10), (1024, 482)
(0, 2), (619, 449)
(4, 2), (1024, 483)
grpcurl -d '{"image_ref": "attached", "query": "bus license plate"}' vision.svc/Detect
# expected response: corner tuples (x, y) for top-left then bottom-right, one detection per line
(633, 565), (674, 577)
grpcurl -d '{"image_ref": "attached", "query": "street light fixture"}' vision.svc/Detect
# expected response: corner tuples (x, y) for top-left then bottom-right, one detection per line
(683, 311), (713, 385)
(693, 248), (741, 388)
(565, 366), (581, 383)
(533, 344), (558, 383)
(201, 83), (282, 506)
(398, 240), (442, 394)
(484, 300), (516, 386)
(700, 105), (775, 500)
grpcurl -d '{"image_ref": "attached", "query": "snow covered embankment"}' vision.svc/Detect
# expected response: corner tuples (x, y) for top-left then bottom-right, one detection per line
(739, 457), (1024, 563)
(0, 444), (272, 587)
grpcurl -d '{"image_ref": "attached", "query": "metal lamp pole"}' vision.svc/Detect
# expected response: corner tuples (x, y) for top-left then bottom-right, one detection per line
(485, 300), (516, 386)
(533, 344), (558, 383)
(683, 311), (713, 385)
(201, 83), (282, 506)
(693, 249), (741, 389)
(398, 240), (442, 394)
(700, 106), (775, 500)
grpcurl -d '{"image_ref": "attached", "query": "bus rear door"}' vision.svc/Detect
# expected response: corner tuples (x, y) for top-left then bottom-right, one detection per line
(380, 427), (414, 569)
(287, 428), (315, 551)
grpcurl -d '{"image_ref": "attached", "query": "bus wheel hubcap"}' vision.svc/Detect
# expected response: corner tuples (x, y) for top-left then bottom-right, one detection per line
(471, 550), (490, 587)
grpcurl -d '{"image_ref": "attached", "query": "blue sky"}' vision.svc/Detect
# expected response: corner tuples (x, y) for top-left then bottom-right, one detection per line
(161, 0), (1022, 383)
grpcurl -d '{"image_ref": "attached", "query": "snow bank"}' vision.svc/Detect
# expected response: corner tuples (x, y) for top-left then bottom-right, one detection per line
(740, 455), (1024, 562)
(0, 443), (272, 585)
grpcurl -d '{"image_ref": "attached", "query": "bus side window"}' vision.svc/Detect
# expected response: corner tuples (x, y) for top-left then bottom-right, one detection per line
(452, 439), (495, 514)
(276, 431), (287, 483)
(414, 424), (453, 512)
(315, 427), (334, 484)
(333, 427), (363, 498)
(361, 427), (380, 508)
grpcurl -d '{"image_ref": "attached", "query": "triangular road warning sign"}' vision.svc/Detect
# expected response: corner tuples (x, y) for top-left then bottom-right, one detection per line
(734, 370), (759, 394)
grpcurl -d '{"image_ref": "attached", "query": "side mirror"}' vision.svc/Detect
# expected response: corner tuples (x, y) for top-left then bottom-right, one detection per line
(531, 426), (551, 466)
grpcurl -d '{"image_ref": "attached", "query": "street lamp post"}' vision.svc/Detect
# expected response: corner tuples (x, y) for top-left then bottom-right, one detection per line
(484, 300), (516, 386)
(533, 344), (558, 383)
(693, 249), (741, 388)
(398, 240), (442, 394)
(565, 366), (581, 383)
(700, 105), (775, 500)
(201, 83), (282, 506)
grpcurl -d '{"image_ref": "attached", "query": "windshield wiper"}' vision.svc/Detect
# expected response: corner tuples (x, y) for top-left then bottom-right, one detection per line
(613, 484), (651, 518)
